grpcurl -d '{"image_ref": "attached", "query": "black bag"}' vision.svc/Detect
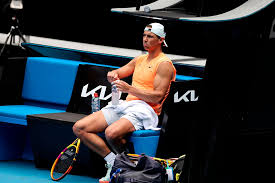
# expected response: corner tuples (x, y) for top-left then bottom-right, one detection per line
(110, 152), (166, 183)
(170, 155), (186, 183)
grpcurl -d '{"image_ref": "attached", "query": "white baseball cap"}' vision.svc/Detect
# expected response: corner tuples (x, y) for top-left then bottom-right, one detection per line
(144, 23), (168, 47)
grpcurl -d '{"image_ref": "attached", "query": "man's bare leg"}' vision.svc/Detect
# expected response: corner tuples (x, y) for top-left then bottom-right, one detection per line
(72, 111), (111, 158)
(105, 118), (136, 154)
(73, 112), (136, 182)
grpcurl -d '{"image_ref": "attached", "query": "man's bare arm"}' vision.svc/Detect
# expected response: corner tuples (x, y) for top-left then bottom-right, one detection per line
(107, 57), (137, 83)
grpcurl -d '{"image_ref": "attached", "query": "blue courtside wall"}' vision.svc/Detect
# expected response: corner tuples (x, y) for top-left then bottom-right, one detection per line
(21, 57), (119, 106)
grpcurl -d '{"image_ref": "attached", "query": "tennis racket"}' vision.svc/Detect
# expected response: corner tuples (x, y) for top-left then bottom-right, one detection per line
(127, 153), (178, 167)
(50, 138), (81, 181)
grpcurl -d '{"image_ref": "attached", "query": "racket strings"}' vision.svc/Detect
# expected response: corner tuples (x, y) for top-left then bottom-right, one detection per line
(53, 146), (76, 175)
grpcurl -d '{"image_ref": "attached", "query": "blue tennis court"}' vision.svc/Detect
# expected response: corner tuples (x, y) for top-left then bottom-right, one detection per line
(0, 160), (98, 183)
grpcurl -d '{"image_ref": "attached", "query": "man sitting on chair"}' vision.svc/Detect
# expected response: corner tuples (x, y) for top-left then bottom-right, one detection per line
(73, 22), (176, 183)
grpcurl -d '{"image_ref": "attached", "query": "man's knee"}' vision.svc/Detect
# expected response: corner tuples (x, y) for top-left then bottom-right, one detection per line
(105, 126), (121, 141)
(72, 120), (85, 137)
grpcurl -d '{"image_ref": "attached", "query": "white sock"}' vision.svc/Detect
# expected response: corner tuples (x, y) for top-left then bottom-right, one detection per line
(104, 152), (116, 166)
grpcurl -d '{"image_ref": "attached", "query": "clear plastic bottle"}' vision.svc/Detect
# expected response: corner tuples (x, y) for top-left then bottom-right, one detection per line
(91, 92), (100, 113)
(112, 83), (119, 105)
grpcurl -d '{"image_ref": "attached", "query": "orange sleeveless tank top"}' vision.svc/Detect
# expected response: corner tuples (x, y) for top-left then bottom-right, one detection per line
(126, 53), (176, 115)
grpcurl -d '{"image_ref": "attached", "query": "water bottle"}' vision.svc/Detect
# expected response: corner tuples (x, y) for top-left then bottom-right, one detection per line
(91, 92), (100, 113)
(112, 83), (119, 105)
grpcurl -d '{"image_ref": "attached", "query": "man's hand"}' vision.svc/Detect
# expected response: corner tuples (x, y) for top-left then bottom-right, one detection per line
(113, 80), (131, 93)
(107, 71), (119, 83)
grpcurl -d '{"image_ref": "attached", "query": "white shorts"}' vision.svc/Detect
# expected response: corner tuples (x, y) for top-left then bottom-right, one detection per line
(101, 100), (159, 130)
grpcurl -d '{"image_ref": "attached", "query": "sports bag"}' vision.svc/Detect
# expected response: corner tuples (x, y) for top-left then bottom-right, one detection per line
(170, 155), (186, 183)
(110, 152), (166, 183)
